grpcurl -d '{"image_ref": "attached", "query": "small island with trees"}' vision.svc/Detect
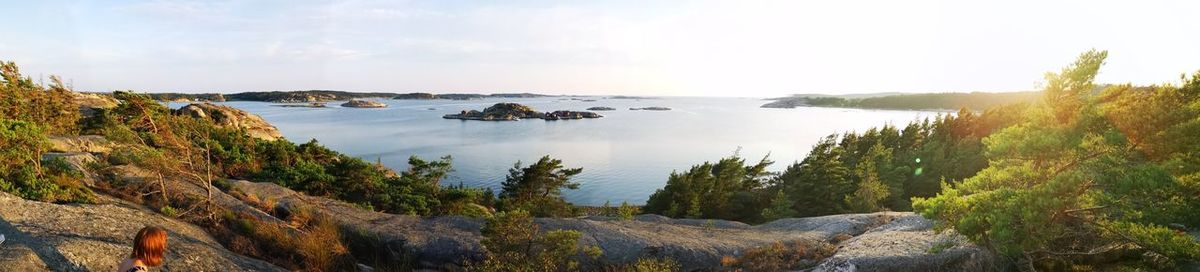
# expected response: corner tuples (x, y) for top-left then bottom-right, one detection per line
(444, 102), (603, 121)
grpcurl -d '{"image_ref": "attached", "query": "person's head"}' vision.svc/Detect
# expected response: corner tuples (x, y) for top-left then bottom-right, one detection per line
(130, 226), (167, 267)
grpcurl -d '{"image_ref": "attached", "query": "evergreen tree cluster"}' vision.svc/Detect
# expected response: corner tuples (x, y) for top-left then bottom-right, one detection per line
(913, 50), (1200, 269)
(644, 105), (1027, 223)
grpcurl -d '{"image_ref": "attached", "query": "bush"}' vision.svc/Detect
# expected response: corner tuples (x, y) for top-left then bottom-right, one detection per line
(470, 210), (603, 271)
(626, 258), (681, 272)
(617, 202), (639, 220)
(220, 210), (354, 271)
(0, 119), (95, 203)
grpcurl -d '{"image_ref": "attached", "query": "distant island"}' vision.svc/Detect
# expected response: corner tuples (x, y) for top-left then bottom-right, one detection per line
(341, 99), (387, 108)
(394, 92), (554, 100)
(607, 95), (659, 99)
(444, 103), (602, 121)
(763, 91), (1040, 110)
(630, 106), (671, 111)
(145, 92), (227, 102)
(587, 106), (616, 111)
(274, 102), (327, 108)
(140, 90), (561, 103)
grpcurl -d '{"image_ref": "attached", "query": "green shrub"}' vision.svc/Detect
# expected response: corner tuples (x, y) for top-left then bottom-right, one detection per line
(617, 201), (639, 221)
(470, 210), (603, 271)
(0, 119), (95, 203)
(627, 258), (681, 272)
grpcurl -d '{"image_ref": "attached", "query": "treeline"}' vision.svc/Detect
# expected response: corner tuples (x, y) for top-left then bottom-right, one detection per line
(643, 105), (1027, 223)
(763, 91), (1041, 110)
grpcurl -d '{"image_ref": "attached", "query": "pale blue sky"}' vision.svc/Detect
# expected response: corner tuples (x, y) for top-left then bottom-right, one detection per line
(2, 0), (1198, 96)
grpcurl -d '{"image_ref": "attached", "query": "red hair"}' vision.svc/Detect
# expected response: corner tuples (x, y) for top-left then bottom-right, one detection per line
(131, 226), (167, 267)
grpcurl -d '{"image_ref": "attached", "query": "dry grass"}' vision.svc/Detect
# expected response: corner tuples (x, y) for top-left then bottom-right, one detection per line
(217, 209), (354, 271)
(833, 233), (854, 243)
(723, 240), (837, 272)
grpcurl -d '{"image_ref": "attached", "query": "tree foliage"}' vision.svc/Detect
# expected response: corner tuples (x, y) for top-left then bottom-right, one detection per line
(0, 61), (80, 135)
(498, 155), (583, 217)
(913, 50), (1200, 269)
(643, 155), (773, 222)
(0, 119), (94, 202)
(644, 103), (1027, 223)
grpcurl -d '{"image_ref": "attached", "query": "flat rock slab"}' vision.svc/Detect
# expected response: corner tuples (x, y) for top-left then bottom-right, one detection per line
(0, 193), (283, 271)
(231, 180), (997, 271)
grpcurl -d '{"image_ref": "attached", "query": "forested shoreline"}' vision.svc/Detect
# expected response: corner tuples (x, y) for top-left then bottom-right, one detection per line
(763, 91), (1041, 111)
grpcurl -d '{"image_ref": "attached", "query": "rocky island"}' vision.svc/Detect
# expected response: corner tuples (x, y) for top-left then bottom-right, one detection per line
(630, 106), (671, 111)
(587, 106), (616, 111)
(444, 102), (602, 121)
(341, 99), (388, 108)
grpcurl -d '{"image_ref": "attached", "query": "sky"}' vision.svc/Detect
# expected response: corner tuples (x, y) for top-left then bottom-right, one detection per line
(1, 0), (1198, 97)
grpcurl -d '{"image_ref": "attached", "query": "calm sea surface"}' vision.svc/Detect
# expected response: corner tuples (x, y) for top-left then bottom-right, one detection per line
(178, 97), (939, 205)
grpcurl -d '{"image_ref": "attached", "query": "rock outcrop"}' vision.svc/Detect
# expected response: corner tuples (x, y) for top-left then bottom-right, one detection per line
(71, 92), (119, 117)
(176, 103), (283, 141)
(229, 180), (997, 271)
(0, 193), (285, 271)
(443, 103), (602, 121)
(341, 99), (388, 108)
(811, 214), (997, 271)
(48, 135), (116, 154)
(586, 106), (616, 111)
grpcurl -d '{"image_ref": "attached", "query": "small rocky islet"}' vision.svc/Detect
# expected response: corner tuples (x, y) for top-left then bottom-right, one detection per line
(340, 99), (388, 108)
(586, 106), (616, 111)
(630, 106), (671, 111)
(444, 103), (602, 121)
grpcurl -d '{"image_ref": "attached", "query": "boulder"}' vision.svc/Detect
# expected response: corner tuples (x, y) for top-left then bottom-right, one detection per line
(341, 99), (388, 108)
(48, 135), (116, 154)
(177, 103), (283, 141)
(0, 192), (284, 271)
(812, 214), (998, 272)
(71, 92), (119, 117)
